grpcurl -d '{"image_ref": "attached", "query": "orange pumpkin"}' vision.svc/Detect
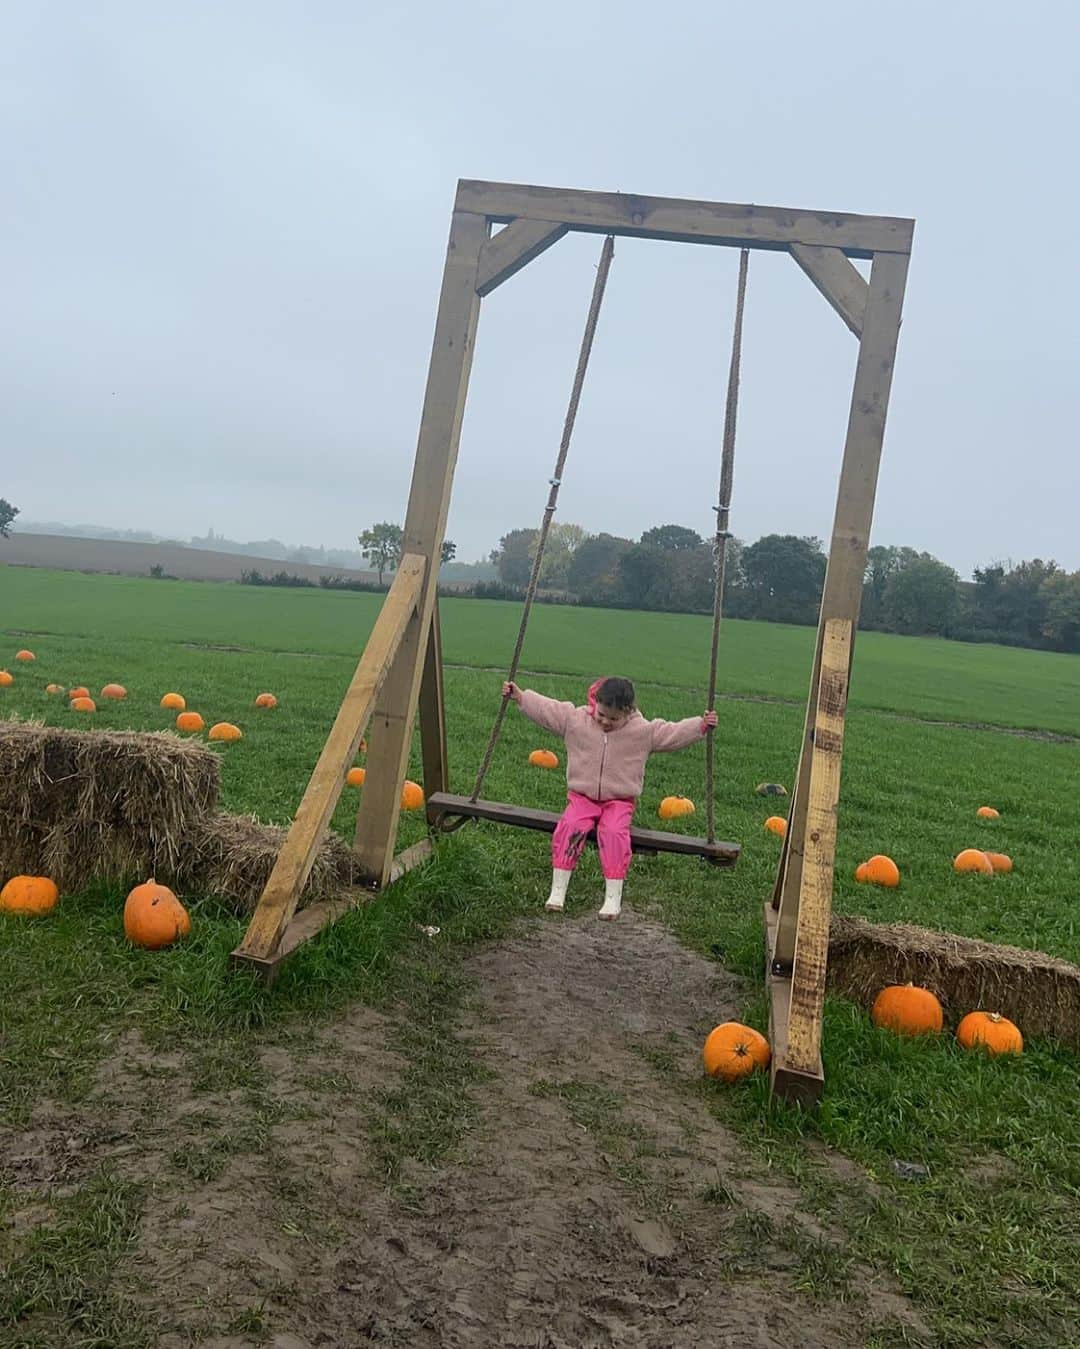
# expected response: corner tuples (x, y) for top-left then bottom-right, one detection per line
(123, 879), (191, 949)
(871, 984), (943, 1036)
(69, 686), (90, 699)
(954, 848), (994, 875)
(100, 683), (127, 700)
(0, 671), (14, 687)
(254, 692), (278, 708)
(70, 696), (96, 713)
(0, 875), (60, 916)
(528, 749), (559, 769)
(976, 806), (1000, 820)
(764, 815), (787, 838)
(346, 766), (366, 787)
(854, 861), (870, 882)
(176, 711), (205, 732)
(45, 683), (66, 695)
(703, 1023), (771, 1081)
(208, 722), (242, 742)
(864, 854), (900, 887)
(658, 796), (695, 820)
(956, 1010), (1023, 1056)
(400, 780), (425, 811)
(15, 650), (35, 662)
(984, 852), (1013, 874)
(160, 692), (186, 710)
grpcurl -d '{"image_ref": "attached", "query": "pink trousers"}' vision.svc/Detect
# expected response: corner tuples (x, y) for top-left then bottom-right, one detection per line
(552, 791), (635, 880)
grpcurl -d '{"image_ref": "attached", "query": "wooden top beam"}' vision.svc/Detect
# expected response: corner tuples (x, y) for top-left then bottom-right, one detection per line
(456, 180), (913, 260)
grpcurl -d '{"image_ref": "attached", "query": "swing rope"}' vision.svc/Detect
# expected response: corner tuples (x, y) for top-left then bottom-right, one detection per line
(705, 248), (749, 846)
(464, 234), (617, 809)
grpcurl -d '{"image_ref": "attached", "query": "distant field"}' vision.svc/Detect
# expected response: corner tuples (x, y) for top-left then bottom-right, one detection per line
(4, 564), (1079, 734)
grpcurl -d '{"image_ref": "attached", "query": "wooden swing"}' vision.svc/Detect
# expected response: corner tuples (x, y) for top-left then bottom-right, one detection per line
(426, 237), (748, 867)
(233, 178), (914, 1109)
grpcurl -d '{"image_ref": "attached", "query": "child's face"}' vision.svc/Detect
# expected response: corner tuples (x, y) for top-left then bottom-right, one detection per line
(594, 700), (631, 733)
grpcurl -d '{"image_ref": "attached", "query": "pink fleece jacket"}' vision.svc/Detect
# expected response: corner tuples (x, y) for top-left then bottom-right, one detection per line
(517, 678), (708, 802)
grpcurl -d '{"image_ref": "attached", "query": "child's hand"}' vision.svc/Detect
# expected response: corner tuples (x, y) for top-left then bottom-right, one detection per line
(702, 710), (718, 731)
(503, 680), (523, 703)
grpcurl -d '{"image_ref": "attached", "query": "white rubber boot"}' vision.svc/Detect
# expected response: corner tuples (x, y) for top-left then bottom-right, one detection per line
(545, 868), (572, 912)
(598, 878), (623, 920)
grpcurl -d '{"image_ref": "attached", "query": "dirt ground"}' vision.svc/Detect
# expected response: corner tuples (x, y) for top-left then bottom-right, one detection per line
(2, 914), (930, 1347)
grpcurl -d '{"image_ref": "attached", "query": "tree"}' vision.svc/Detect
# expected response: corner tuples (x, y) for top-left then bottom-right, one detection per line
(441, 539), (457, 566)
(567, 533), (632, 596)
(0, 499), (18, 538)
(739, 534), (827, 625)
(882, 555), (960, 634)
(1040, 570), (1080, 652)
(531, 522), (588, 589)
(970, 557), (1059, 644)
(490, 528), (538, 587)
(640, 524), (703, 552)
(358, 522), (403, 585)
(617, 544), (666, 608)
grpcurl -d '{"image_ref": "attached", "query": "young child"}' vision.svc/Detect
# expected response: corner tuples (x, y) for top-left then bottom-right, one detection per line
(503, 675), (718, 920)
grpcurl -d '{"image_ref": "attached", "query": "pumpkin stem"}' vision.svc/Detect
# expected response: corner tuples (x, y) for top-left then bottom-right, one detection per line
(987, 1012), (1002, 1022)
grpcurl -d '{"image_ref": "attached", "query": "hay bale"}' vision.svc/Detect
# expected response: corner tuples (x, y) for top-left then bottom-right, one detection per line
(829, 914), (1080, 1050)
(182, 813), (364, 913)
(0, 720), (219, 890)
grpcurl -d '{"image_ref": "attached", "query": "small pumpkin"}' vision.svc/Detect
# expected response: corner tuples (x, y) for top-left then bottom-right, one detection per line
(864, 854), (900, 887)
(208, 722), (242, 742)
(528, 749), (559, 769)
(69, 686), (90, 700)
(70, 696), (96, 713)
(15, 650), (35, 662)
(854, 861), (870, 883)
(954, 848), (994, 875)
(176, 711), (205, 732)
(254, 692), (278, 708)
(658, 796), (695, 820)
(401, 780), (425, 811)
(703, 1022), (771, 1081)
(0, 671), (14, 687)
(100, 683), (127, 700)
(871, 983), (943, 1036)
(984, 851), (1013, 874)
(45, 683), (66, 695)
(346, 766), (366, 787)
(0, 875), (60, 916)
(123, 879), (191, 949)
(956, 1010), (1023, 1056)
(764, 815), (787, 838)
(755, 782), (787, 796)
(976, 806), (1000, 820)
(160, 692), (186, 710)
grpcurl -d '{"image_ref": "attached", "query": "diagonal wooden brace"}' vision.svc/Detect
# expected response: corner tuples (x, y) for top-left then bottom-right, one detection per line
(231, 553), (427, 968)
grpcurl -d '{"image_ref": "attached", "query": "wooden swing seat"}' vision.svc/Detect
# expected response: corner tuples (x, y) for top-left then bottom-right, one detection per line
(426, 792), (741, 866)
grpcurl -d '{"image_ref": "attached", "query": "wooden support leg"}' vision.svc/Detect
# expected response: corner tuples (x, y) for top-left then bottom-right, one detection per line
(767, 619), (851, 1103)
(231, 555), (426, 968)
(772, 250), (909, 972)
(353, 210), (488, 886)
(418, 602), (448, 799)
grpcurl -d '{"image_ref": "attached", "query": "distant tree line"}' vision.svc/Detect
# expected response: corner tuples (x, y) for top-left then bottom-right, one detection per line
(485, 524), (1080, 654)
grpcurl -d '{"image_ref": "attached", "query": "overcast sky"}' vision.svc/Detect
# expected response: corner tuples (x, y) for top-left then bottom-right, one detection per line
(4, 3), (1078, 577)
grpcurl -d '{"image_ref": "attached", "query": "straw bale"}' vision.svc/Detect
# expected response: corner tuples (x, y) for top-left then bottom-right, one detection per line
(829, 914), (1080, 1049)
(0, 720), (219, 890)
(182, 813), (363, 913)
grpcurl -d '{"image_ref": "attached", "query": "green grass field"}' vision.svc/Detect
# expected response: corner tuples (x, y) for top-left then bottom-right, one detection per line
(2, 565), (1079, 1346)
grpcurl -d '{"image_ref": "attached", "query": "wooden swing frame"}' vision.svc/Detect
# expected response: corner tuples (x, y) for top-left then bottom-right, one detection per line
(232, 179), (913, 1107)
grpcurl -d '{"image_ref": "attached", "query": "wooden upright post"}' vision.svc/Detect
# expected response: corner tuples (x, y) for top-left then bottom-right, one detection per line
(767, 249), (909, 1101)
(353, 209), (488, 885)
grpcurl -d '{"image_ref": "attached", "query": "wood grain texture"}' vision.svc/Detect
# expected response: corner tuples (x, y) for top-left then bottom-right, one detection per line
(456, 180), (914, 259)
(789, 243), (868, 336)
